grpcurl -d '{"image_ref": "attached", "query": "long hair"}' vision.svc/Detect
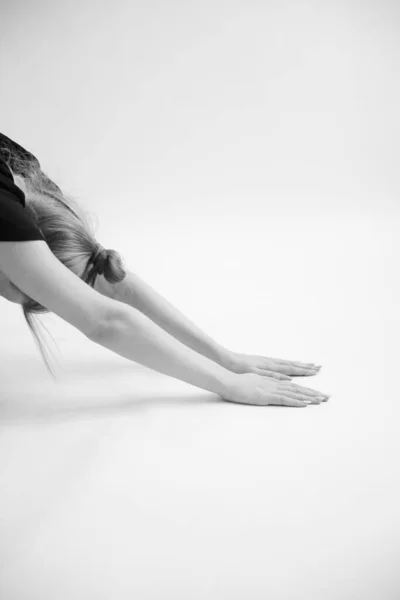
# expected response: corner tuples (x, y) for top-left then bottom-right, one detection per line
(3, 148), (127, 379)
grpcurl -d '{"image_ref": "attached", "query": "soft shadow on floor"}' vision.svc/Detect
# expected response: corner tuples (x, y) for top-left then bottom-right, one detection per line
(0, 391), (224, 425)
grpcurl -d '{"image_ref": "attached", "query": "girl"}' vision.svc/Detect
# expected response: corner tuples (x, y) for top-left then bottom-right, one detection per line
(0, 131), (329, 407)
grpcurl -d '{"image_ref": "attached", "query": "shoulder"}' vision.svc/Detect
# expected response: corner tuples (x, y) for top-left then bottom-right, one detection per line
(0, 175), (44, 241)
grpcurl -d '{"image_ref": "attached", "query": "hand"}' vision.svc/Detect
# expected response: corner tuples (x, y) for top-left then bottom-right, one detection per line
(223, 372), (330, 407)
(225, 351), (322, 381)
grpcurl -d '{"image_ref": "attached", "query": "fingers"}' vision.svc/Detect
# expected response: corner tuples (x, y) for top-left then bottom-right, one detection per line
(286, 366), (319, 377)
(260, 365), (316, 378)
(270, 359), (320, 367)
(269, 363), (320, 377)
(271, 391), (326, 407)
(292, 383), (329, 398)
(277, 382), (330, 400)
(271, 395), (309, 407)
(282, 391), (324, 404)
(261, 370), (292, 381)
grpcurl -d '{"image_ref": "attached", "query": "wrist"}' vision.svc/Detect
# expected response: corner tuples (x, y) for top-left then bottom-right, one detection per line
(219, 350), (244, 374)
(216, 368), (240, 399)
(215, 347), (237, 370)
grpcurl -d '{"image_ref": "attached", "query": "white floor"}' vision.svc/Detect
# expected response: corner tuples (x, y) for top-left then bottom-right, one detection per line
(0, 215), (399, 600)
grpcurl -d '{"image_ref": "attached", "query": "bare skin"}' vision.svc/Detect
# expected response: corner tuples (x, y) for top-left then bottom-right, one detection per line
(0, 271), (26, 304)
(1, 182), (329, 404)
(225, 351), (321, 380)
(225, 372), (329, 407)
(0, 266), (329, 407)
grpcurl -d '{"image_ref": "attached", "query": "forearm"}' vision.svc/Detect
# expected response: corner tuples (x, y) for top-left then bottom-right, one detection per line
(92, 304), (236, 397)
(113, 271), (233, 368)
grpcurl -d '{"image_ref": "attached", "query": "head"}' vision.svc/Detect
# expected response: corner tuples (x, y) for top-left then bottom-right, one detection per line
(1, 147), (127, 378)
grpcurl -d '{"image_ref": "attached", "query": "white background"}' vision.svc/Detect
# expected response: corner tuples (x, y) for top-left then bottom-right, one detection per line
(0, 1), (399, 598)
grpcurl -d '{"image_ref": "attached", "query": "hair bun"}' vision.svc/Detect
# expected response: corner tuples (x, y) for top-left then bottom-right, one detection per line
(91, 246), (108, 275)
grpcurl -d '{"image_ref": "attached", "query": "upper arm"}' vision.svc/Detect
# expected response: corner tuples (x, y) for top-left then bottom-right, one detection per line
(0, 240), (119, 338)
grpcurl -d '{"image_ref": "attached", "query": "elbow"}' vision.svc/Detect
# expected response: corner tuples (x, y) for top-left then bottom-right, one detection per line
(86, 300), (126, 343)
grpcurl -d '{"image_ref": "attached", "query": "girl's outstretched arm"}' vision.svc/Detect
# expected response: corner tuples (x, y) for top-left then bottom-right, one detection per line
(95, 269), (321, 381)
(96, 269), (234, 369)
(94, 305), (237, 398)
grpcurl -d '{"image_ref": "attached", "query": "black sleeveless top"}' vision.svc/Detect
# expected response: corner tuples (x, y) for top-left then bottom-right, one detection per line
(0, 131), (57, 242)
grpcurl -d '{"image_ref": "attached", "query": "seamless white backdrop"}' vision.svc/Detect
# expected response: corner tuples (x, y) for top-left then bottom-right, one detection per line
(0, 1), (399, 599)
